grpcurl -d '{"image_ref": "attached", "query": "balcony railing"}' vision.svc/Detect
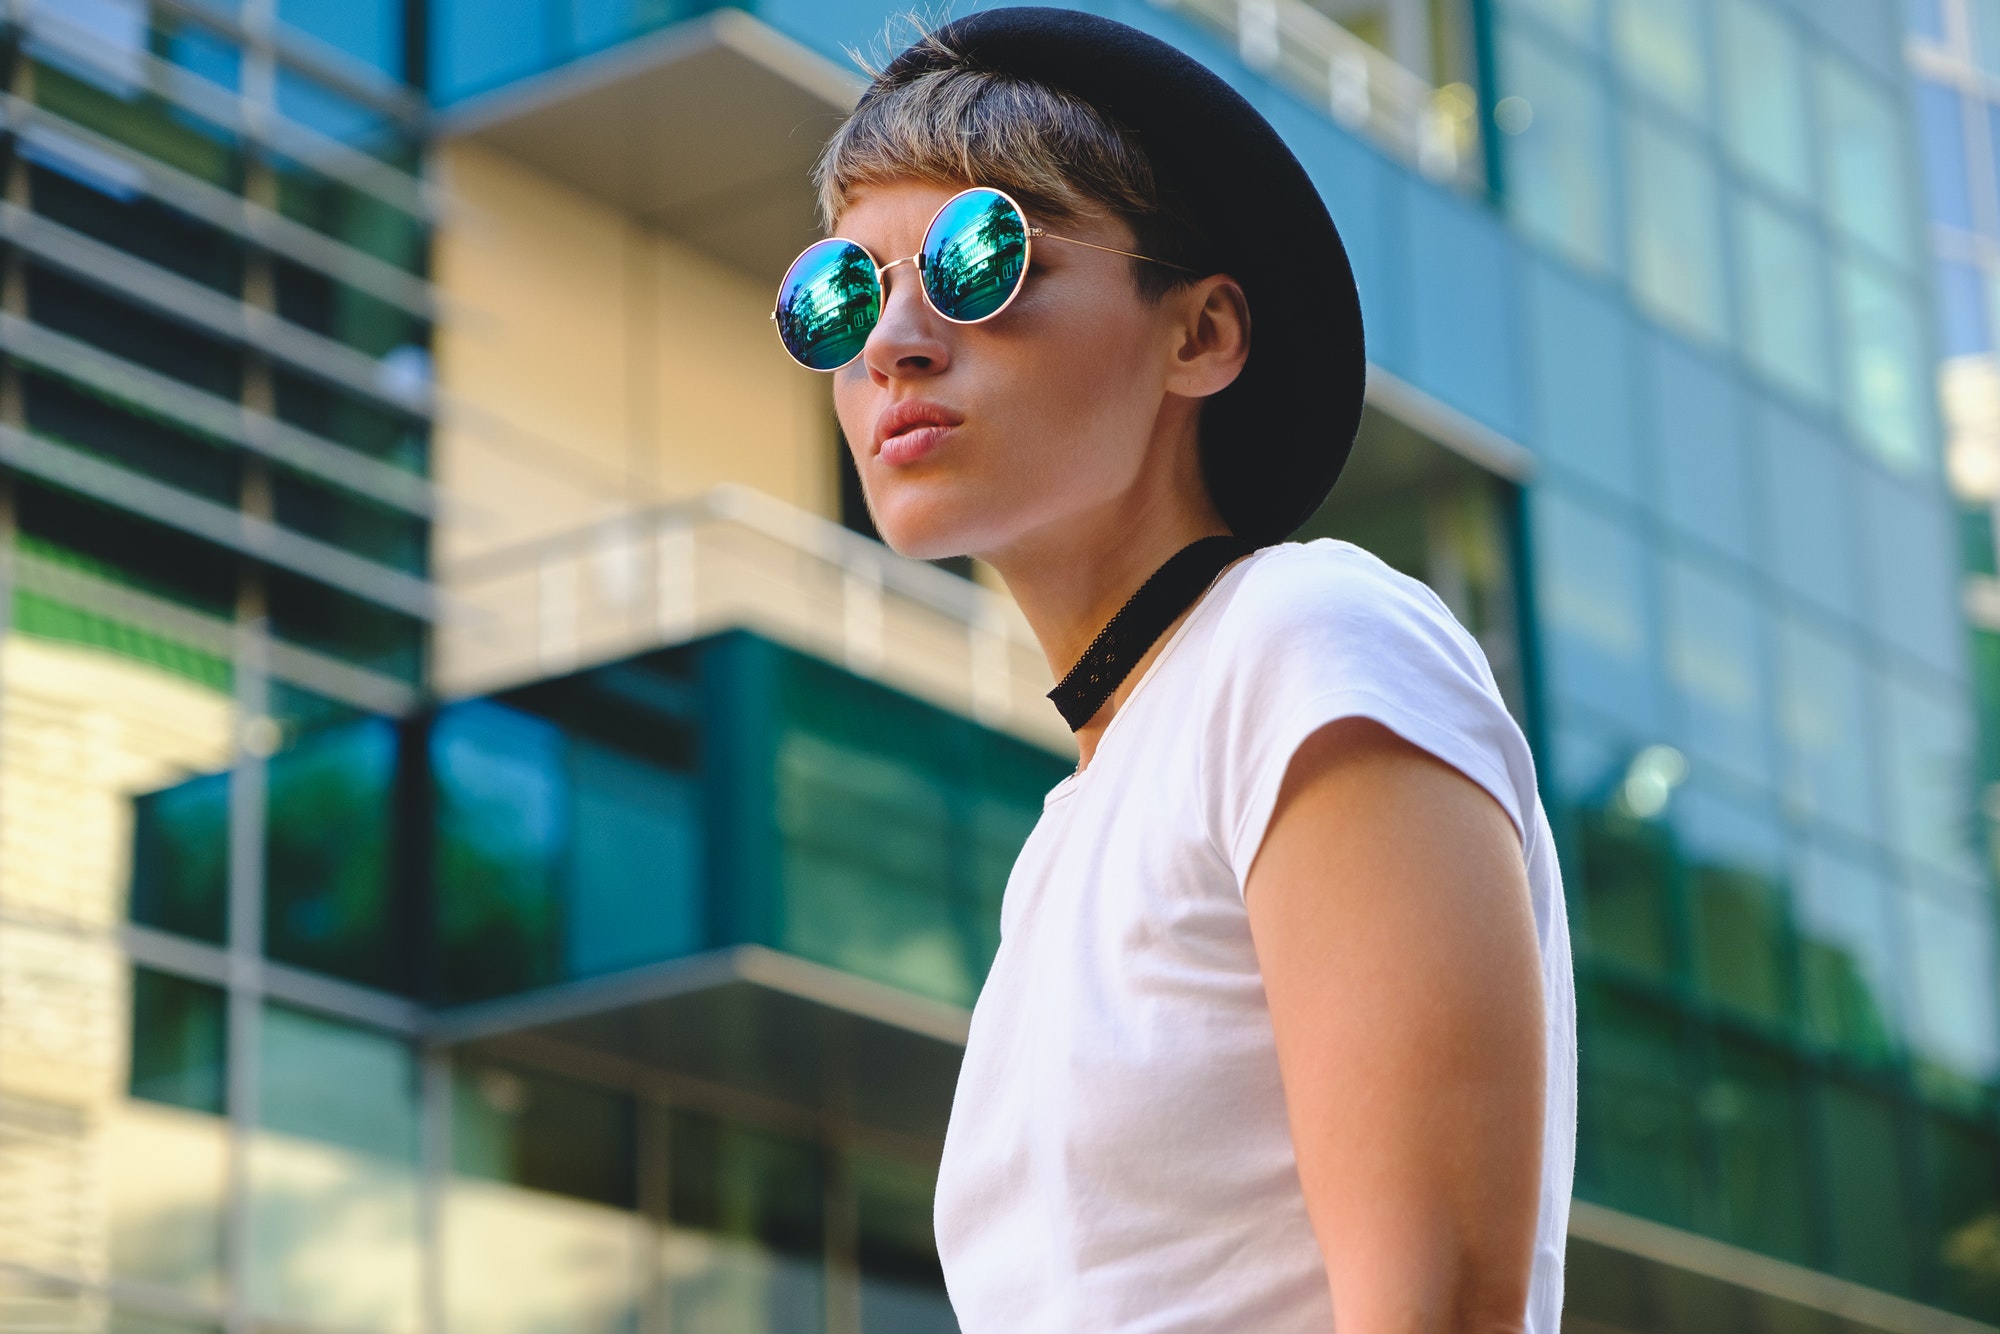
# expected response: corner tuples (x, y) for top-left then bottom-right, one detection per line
(1151, 0), (1483, 191)
(436, 486), (1073, 753)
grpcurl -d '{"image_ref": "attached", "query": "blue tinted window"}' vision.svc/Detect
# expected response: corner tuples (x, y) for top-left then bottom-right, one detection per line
(1838, 259), (1934, 474)
(431, 0), (553, 103)
(1676, 785), (1790, 1024)
(1528, 258), (1640, 498)
(1648, 335), (1752, 560)
(130, 771), (229, 944)
(1500, 0), (1600, 41)
(275, 70), (396, 158)
(1718, 0), (1812, 201)
(1860, 475), (1967, 680)
(1915, 84), (1974, 232)
(1406, 187), (1523, 437)
(1905, 0), (1945, 41)
(1880, 672), (1983, 885)
(1755, 401), (1861, 620)
(1793, 844), (1899, 1060)
(1775, 613), (1879, 840)
(259, 1005), (418, 1160)
(1814, 55), (1917, 268)
(277, 0), (402, 79)
(1498, 22), (1615, 272)
(1733, 193), (1832, 403)
(1664, 555), (1772, 786)
(564, 737), (704, 979)
(167, 24), (242, 91)
(1901, 890), (2000, 1086)
(1624, 112), (1726, 342)
(1611, 0), (1706, 120)
(1530, 486), (1661, 729)
(1937, 258), (1993, 357)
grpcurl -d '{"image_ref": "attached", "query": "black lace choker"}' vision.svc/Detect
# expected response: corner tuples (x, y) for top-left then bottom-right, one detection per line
(1047, 535), (1256, 732)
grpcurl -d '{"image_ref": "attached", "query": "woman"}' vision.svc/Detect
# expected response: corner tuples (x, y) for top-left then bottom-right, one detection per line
(771, 10), (1575, 1331)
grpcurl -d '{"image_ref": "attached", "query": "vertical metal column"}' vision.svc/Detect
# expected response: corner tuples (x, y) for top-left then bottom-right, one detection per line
(418, 1048), (453, 1334)
(223, 620), (271, 1334)
(822, 1017), (862, 1334)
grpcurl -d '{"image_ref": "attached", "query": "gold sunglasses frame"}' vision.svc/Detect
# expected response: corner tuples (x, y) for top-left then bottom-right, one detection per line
(771, 185), (1195, 372)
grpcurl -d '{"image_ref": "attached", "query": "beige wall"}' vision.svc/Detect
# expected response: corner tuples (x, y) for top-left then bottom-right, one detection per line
(430, 141), (838, 569)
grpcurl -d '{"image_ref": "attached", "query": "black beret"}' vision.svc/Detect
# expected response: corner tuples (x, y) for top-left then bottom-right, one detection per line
(871, 6), (1366, 545)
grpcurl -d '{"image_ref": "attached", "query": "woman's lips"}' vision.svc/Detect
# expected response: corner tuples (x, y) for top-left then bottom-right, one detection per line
(880, 422), (957, 467)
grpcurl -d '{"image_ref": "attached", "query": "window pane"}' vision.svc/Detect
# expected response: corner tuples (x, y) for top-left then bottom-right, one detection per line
(252, 1006), (420, 1332)
(1499, 0), (1599, 40)
(1832, 258), (1928, 474)
(1880, 672), (1982, 885)
(565, 736), (704, 979)
(1815, 56), (1917, 267)
(1719, 0), (1812, 199)
(453, 1062), (634, 1208)
(1817, 1081), (1917, 1291)
(1663, 557), (1771, 787)
(1775, 614), (1878, 839)
(1977, 0), (2000, 78)
(1915, 83), (1976, 232)
(1580, 988), (1701, 1227)
(128, 968), (225, 1113)
(1610, 0), (1705, 119)
(1532, 488), (1660, 728)
(1902, 890), (2000, 1089)
(854, 1153), (954, 1334)
(1705, 1039), (1812, 1261)
(1733, 194), (1832, 403)
(1498, 23), (1615, 271)
(1528, 258), (1641, 499)
(1793, 844), (1900, 1061)
(129, 772), (228, 944)
(1649, 336), (1752, 560)
(1756, 402), (1861, 620)
(1906, 0), (1944, 41)
(1625, 113), (1726, 341)
(431, 0), (553, 103)
(277, 0), (404, 78)
(1677, 788), (1790, 1025)
(1860, 475), (1966, 681)
(1939, 258), (1993, 357)
(1922, 1112), (2000, 1321)
(666, 1111), (825, 1334)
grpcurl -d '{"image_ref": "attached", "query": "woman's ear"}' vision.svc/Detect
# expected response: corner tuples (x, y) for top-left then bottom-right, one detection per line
(1166, 275), (1252, 401)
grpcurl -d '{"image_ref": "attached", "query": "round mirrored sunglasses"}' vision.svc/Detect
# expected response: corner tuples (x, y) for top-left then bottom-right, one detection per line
(771, 186), (1193, 372)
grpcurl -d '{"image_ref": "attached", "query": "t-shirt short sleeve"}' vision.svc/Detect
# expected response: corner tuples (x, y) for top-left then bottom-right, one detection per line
(1202, 541), (1539, 890)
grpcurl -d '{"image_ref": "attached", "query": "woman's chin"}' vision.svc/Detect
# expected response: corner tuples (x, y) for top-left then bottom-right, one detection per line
(869, 497), (992, 564)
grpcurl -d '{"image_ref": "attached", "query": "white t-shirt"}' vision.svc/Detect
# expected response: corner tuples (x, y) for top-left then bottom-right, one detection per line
(934, 539), (1577, 1332)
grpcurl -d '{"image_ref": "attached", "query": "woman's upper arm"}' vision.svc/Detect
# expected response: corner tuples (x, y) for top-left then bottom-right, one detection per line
(1243, 714), (1545, 1334)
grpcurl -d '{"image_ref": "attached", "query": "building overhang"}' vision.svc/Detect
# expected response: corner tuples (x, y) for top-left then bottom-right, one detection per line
(437, 9), (862, 278)
(428, 946), (968, 1147)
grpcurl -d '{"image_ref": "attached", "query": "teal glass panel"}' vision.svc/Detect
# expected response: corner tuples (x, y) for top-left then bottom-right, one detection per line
(1663, 556), (1772, 788)
(1677, 787), (1791, 1026)
(1906, 0), (1945, 39)
(129, 968), (226, 1114)
(1774, 614), (1878, 840)
(277, 0), (403, 79)
(431, 702), (565, 1004)
(853, 1153), (954, 1333)
(1610, 0), (1706, 120)
(1499, 0), (1599, 41)
(1733, 194), (1832, 403)
(1859, 475), (1966, 682)
(1901, 890), (2000, 1091)
(273, 158), (425, 272)
(1648, 335), (1752, 561)
(1531, 487), (1661, 729)
(265, 719), (403, 991)
(251, 1006), (420, 1331)
(1922, 1112), (2000, 1320)
(1624, 113), (1726, 342)
(1755, 402), (1861, 621)
(1577, 790), (1679, 979)
(1717, 0), (1812, 200)
(453, 1061), (634, 1208)
(1497, 21), (1615, 272)
(275, 70), (409, 162)
(1814, 55), (1917, 268)
(431, 0), (553, 102)
(1915, 83), (1976, 233)
(1704, 1038), (1812, 1262)
(1978, 0), (2000, 78)
(1793, 844), (1900, 1061)
(1817, 1080), (1917, 1291)
(667, 1110), (824, 1333)
(564, 736), (704, 980)
(1406, 187), (1524, 438)
(1527, 258), (1640, 499)
(1880, 672), (1983, 885)
(1580, 988), (1701, 1227)
(1838, 259), (1932, 474)
(1939, 258), (1993, 357)
(129, 772), (229, 944)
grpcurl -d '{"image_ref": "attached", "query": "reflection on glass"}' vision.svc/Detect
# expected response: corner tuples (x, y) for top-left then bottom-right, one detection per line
(1581, 987), (1700, 1227)
(1677, 789), (1790, 1026)
(566, 736), (704, 980)
(667, 1111), (824, 1334)
(1663, 558), (1770, 787)
(1576, 793), (1676, 978)
(1610, 0), (1705, 119)
(276, 0), (404, 78)
(1775, 615), (1877, 839)
(1705, 1039), (1811, 1262)
(1814, 55), (1915, 268)
(1624, 112), (1725, 341)
(1757, 403), (1859, 620)
(251, 1006), (420, 1332)
(1498, 23), (1614, 271)
(1649, 335), (1751, 559)
(1880, 672), (1982, 885)
(128, 968), (225, 1114)
(265, 719), (401, 989)
(1902, 891), (2000, 1090)
(1817, 1081), (1916, 1291)
(1733, 194), (1831, 403)
(1792, 845), (1899, 1060)
(129, 773), (228, 944)
(107, 1100), (226, 1300)
(854, 1152), (956, 1334)
(1915, 83), (1975, 232)
(453, 1061), (634, 1207)
(1717, 0), (1811, 199)
(1532, 489), (1657, 727)
(1839, 258), (1931, 474)
(1924, 1112), (2000, 1321)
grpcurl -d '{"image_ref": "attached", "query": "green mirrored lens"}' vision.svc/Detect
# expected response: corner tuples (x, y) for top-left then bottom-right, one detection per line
(922, 189), (1028, 322)
(776, 238), (880, 370)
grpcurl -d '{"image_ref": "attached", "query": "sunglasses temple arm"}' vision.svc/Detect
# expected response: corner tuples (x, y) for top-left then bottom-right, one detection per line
(1029, 228), (1197, 274)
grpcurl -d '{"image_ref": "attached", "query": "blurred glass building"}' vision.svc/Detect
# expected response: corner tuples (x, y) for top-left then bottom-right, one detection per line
(0, 0), (1994, 1332)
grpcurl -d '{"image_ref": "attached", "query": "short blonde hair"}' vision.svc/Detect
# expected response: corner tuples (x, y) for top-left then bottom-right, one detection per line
(813, 24), (1204, 299)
